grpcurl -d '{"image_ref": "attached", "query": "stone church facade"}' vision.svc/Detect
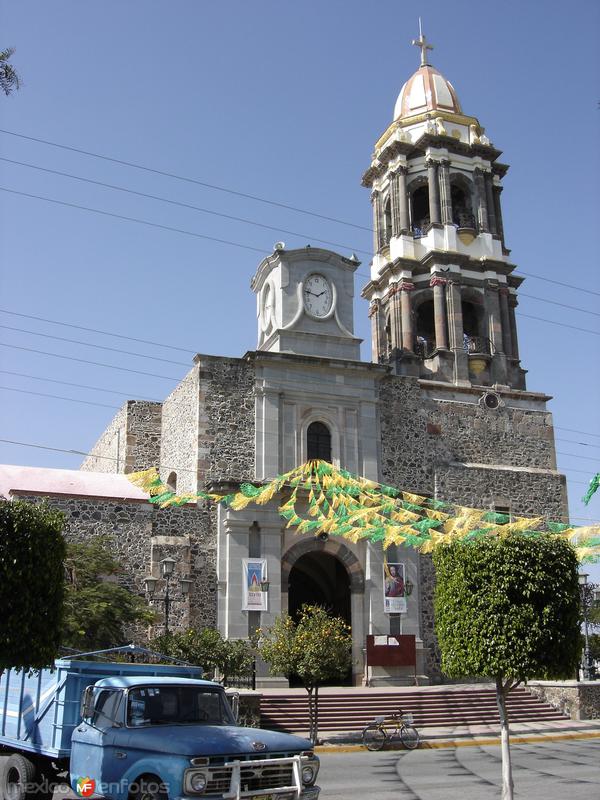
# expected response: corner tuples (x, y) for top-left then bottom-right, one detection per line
(3, 38), (567, 686)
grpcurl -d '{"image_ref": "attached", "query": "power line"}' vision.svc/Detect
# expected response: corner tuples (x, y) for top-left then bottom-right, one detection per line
(555, 426), (600, 440)
(0, 437), (596, 495)
(0, 369), (161, 401)
(0, 324), (192, 367)
(0, 385), (119, 409)
(519, 293), (600, 318)
(0, 128), (372, 232)
(0, 156), (370, 256)
(0, 342), (181, 381)
(0, 187), (269, 255)
(0, 309), (195, 354)
(556, 450), (600, 463)
(556, 438), (600, 450)
(518, 314), (599, 337)
(2, 128), (599, 299)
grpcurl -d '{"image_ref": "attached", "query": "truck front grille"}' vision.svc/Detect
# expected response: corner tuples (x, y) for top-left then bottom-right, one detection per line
(206, 763), (294, 794)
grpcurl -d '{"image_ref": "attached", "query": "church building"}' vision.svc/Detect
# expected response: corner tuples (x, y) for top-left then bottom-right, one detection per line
(2, 34), (568, 686)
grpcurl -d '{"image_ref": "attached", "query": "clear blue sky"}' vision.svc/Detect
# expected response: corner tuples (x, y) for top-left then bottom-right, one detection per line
(1, 1), (599, 577)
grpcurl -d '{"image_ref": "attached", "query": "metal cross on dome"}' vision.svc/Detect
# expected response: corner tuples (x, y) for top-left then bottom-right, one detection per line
(412, 19), (433, 66)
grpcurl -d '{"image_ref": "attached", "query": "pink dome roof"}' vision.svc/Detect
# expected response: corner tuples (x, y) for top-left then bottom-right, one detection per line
(394, 64), (462, 121)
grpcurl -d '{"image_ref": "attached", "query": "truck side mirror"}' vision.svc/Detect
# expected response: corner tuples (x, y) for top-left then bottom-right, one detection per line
(81, 686), (95, 720)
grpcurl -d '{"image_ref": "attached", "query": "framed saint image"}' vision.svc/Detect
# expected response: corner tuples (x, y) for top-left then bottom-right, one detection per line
(383, 562), (407, 614)
(242, 559), (268, 611)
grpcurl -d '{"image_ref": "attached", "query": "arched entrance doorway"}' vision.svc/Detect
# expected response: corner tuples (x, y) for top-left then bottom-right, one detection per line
(288, 552), (351, 625)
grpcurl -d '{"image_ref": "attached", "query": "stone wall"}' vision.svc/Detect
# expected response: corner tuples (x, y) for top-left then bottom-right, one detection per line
(19, 492), (217, 637)
(160, 367), (200, 494)
(81, 401), (163, 475)
(198, 355), (255, 483)
(527, 681), (600, 720)
(379, 374), (568, 683)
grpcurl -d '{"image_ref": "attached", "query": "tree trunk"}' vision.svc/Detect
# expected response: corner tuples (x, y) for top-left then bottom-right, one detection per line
(313, 685), (319, 745)
(307, 686), (315, 744)
(495, 675), (514, 800)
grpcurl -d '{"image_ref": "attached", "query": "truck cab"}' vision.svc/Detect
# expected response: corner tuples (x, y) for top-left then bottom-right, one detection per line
(0, 658), (320, 800)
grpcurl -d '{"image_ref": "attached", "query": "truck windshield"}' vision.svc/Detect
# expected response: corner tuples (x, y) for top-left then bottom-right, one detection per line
(126, 686), (236, 727)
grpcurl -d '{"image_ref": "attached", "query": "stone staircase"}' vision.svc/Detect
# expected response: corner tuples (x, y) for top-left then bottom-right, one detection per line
(259, 685), (566, 735)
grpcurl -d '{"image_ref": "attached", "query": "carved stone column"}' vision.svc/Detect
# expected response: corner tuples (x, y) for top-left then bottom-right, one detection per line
(493, 185), (505, 247)
(508, 294), (520, 361)
(369, 300), (383, 362)
(426, 159), (441, 225)
(388, 284), (402, 351)
(438, 160), (453, 225)
(399, 281), (415, 351)
(390, 174), (401, 237)
(484, 173), (497, 235)
(372, 190), (384, 252)
(430, 276), (448, 350)
(397, 167), (410, 233)
(499, 287), (513, 357)
(445, 278), (463, 351)
(473, 168), (489, 233)
(485, 282), (503, 354)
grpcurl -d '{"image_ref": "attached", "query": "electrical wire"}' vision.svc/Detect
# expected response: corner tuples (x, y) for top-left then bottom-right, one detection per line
(0, 156), (370, 256)
(0, 385), (119, 409)
(556, 438), (600, 451)
(0, 342), (181, 381)
(556, 451), (600, 463)
(519, 293), (600, 319)
(555, 426), (600, 440)
(0, 324), (193, 367)
(0, 369), (161, 401)
(0, 187), (269, 255)
(518, 313), (599, 337)
(0, 128), (372, 232)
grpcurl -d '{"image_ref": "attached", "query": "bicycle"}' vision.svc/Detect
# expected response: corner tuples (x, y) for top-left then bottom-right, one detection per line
(362, 710), (420, 751)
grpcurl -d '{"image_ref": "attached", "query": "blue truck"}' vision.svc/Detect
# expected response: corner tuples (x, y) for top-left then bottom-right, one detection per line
(0, 654), (320, 800)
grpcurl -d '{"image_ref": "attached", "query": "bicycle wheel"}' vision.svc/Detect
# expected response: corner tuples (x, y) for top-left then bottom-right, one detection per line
(400, 724), (420, 750)
(362, 724), (386, 751)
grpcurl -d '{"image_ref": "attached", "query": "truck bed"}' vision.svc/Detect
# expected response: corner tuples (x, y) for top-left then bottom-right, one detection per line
(0, 658), (203, 759)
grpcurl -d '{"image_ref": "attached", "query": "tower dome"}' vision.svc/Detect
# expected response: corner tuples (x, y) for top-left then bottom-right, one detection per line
(393, 64), (462, 121)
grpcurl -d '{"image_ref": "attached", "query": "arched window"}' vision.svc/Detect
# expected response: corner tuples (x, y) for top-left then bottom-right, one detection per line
(415, 299), (435, 358)
(307, 422), (332, 462)
(166, 471), (177, 493)
(410, 185), (430, 236)
(383, 198), (393, 244)
(451, 184), (475, 229)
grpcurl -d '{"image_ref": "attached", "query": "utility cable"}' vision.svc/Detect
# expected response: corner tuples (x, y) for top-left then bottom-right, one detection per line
(0, 342), (181, 381)
(0, 156), (370, 256)
(0, 187), (269, 255)
(517, 314), (599, 336)
(556, 438), (600, 450)
(556, 451), (600, 463)
(518, 293), (600, 318)
(555, 426), (600, 440)
(0, 369), (161, 402)
(0, 128), (372, 232)
(0, 385), (119, 409)
(0, 324), (193, 367)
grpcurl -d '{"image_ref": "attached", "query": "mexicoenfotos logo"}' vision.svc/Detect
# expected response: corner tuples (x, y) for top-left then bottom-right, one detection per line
(76, 777), (96, 797)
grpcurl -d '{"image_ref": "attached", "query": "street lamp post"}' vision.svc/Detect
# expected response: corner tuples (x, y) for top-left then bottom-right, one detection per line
(144, 557), (191, 636)
(578, 573), (596, 681)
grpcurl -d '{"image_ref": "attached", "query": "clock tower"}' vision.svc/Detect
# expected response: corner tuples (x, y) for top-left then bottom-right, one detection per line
(251, 245), (362, 361)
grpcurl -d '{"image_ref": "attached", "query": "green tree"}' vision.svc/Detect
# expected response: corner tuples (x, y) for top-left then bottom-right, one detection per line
(62, 538), (155, 650)
(259, 605), (353, 743)
(0, 47), (20, 95)
(433, 534), (580, 800)
(0, 500), (66, 672)
(151, 628), (254, 685)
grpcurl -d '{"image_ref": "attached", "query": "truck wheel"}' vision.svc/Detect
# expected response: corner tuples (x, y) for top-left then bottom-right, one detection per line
(130, 777), (168, 800)
(1, 754), (37, 800)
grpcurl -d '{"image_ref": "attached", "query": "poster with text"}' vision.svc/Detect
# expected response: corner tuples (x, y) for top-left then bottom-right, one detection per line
(383, 562), (407, 614)
(242, 559), (268, 611)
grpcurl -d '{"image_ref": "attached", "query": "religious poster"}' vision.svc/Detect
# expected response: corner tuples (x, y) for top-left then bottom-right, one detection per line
(242, 559), (268, 611)
(383, 562), (407, 614)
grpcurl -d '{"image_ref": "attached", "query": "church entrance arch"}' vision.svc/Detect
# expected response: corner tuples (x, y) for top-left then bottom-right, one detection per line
(281, 538), (365, 686)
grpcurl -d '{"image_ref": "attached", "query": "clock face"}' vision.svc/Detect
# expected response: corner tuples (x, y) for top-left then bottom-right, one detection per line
(262, 283), (274, 330)
(303, 273), (332, 318)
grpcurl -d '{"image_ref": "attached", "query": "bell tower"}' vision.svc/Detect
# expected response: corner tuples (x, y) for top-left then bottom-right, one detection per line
(361, 29), (526, 390)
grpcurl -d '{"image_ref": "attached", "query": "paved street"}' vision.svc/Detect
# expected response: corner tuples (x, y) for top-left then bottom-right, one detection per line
(317, 740), (600, 799)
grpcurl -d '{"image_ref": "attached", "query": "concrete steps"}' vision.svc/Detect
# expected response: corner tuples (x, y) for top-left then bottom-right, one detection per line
(259, 686), (566, 734)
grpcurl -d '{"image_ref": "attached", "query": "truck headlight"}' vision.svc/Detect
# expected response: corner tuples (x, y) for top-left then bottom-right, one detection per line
(190, 772), (207, 792)
(301, 765), (315, 785)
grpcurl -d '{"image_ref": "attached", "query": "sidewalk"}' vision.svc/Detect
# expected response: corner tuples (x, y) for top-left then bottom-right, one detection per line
(315, 717), (600, 751)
